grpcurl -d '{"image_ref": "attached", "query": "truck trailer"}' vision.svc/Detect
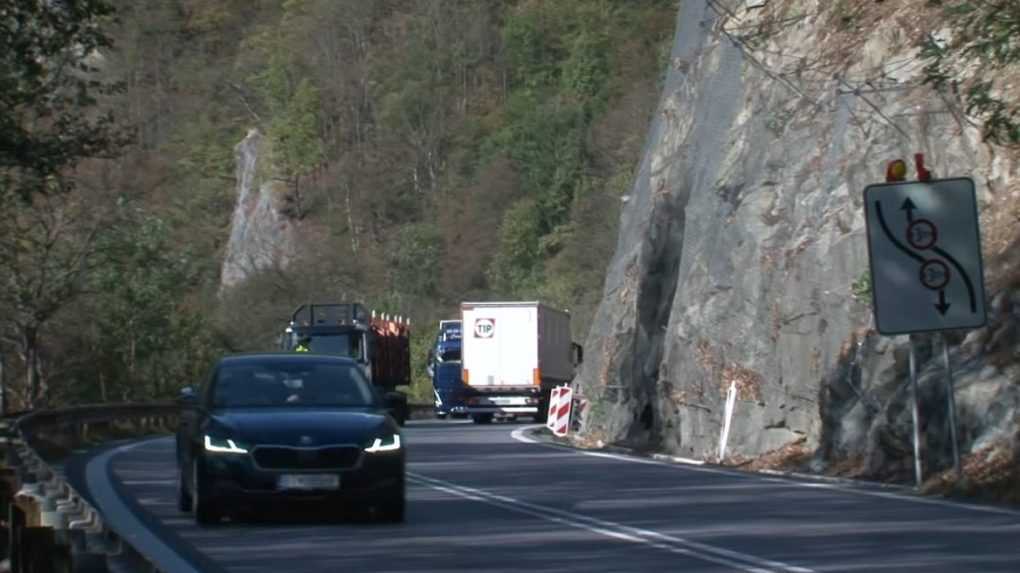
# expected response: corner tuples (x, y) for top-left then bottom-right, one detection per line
(460, 302), (577, 424)
(280, 303), (411, 424)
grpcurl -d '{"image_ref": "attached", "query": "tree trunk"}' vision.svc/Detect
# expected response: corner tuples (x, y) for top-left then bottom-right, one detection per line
(344, 181), (360, 255)
(22, 325), (40, 409)
(0, 353), (6, 415)
(128, 330), (137, 387)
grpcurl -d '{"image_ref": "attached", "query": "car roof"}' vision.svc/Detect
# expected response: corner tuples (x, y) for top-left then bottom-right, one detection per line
(216, 353), (358, 366)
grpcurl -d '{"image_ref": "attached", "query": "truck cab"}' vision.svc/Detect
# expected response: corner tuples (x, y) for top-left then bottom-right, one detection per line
(281, 304), (411, 424)
(428, 320), (467, 418)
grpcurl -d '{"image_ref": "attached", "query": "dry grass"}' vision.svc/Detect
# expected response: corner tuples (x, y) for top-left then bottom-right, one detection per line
(921, 438), (1020, 504)
(721, 364), (765, 401)
(734, 437), (812, 472)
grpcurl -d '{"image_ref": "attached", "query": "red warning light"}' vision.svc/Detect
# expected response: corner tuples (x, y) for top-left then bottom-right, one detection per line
(914, 153), (932, 182)
(886, 159), (908, 182)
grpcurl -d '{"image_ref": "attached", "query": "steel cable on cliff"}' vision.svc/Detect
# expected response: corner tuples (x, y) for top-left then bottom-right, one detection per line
(704, 0), (938, 142)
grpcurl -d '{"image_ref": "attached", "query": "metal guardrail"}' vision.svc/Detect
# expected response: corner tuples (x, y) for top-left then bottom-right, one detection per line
(1, 401), (435, 572)
(2, 402), (179, 573)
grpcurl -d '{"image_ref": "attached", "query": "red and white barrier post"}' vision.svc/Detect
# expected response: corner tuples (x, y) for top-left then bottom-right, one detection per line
(546, 385), (572, 437)
(545, 387), (562, 431)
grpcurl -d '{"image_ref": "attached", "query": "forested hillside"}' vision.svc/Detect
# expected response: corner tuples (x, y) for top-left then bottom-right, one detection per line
(0, 0), (675, 407)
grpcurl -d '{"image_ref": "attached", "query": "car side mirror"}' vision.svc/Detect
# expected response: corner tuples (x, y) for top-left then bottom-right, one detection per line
(178, 386), (197, 407)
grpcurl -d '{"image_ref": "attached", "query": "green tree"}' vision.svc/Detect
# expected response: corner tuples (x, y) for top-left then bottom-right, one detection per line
(488, 199), (544, 295)
(392, 223), (444, 299)
(269, 78), (323, 184)
(0, 0), (122, 192)
(0, 1), (125, 408)
(86, 212), (217, 401)
(922, 1), (1020, 146)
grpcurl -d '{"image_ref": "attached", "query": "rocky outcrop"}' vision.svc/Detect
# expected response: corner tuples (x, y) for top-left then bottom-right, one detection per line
(576, 0), (1020, 485)
(220, 129), (295, 290)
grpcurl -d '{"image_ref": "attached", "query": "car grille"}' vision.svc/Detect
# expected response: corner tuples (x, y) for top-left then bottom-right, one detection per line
(252, 445), (362, 470)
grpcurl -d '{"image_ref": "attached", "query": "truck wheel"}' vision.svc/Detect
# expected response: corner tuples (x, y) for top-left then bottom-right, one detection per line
(535, 389), (551, 423)
(534, 406), (548, 424)
(471, 414), (493, 425)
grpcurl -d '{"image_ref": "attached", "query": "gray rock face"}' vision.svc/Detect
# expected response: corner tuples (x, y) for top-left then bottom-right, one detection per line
(220, 129), (295, 290)
(576, 0), (1020, 480)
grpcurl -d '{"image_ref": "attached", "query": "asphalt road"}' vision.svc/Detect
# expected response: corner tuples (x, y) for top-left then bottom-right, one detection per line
(69, 420), (1020, 572)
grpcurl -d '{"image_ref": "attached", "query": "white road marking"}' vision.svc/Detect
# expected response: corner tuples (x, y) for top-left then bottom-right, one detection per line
(86, 438), (204, 573)
(509, 426), (539, 443)
(651, 453), (707, 466)
(409, 472), (815, 573)
(508, 427), (1020, 518)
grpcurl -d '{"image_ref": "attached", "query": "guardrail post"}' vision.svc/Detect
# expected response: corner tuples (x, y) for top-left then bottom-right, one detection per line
(8, 502), (24, 572)
(0, 442), (20, 565)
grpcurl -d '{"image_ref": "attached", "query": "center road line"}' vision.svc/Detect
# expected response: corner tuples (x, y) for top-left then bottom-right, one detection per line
(408, 472), (815, 573)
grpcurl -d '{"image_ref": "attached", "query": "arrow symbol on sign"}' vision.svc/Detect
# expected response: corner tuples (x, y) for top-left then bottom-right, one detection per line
(901, 197), (917, 223)
(876, 202), (926, 264)
(935, 290), (951, 315)
(932, 246), (978, 313)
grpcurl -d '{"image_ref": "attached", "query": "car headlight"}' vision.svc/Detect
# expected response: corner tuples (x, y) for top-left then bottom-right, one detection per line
(364, 434), (401, 453)
(204, 435), (250, 454)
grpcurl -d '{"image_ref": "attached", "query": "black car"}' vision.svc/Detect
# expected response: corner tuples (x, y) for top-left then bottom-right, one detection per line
(176, 353), (406, 525)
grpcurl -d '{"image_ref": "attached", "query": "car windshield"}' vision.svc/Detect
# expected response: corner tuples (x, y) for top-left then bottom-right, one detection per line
(212, 360), (375, 408)
(438, 348), (461, 362)
(305, 334), (361, 358)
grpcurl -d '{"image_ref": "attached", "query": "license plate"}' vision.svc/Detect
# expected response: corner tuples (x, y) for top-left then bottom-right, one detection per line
(493, 397), (528, 405)
(277, 474), (340, 491)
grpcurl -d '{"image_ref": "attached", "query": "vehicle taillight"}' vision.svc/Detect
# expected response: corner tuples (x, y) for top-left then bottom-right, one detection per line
(462, 369), (470, 383)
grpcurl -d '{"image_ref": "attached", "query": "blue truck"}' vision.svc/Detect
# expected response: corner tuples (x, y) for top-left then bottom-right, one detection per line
(427, 320), (467, 418)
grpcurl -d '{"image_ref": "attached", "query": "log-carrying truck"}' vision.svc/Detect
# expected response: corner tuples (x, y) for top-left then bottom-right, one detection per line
(460, 302), (582, 424)
(280, 303), (411, 425)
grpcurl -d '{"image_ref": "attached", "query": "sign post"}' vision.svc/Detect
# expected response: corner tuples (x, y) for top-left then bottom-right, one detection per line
(941, 333), (962, 476)
(864, 168), (986, 488)
(908, 341), (923, 488)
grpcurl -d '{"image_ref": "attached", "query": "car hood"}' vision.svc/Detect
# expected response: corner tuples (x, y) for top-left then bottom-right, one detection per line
(207, 408), (394, 447)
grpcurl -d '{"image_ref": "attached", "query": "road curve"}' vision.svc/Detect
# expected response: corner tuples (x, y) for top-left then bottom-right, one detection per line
(72, 421), (1020, 572)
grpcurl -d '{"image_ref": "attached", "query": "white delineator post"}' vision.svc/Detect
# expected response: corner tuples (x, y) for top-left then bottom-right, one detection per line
(718, 381), (737, 461)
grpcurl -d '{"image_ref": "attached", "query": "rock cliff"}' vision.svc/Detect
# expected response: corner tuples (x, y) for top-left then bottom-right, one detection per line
(576, 0), (1019, 488)
(220, 129), (295, 290)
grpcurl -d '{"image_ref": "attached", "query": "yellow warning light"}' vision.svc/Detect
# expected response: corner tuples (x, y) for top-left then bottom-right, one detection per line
(886, 159), (907, 182)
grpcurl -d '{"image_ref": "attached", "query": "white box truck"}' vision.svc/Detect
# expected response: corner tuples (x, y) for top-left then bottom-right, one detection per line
(460, 301), (577, 424)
